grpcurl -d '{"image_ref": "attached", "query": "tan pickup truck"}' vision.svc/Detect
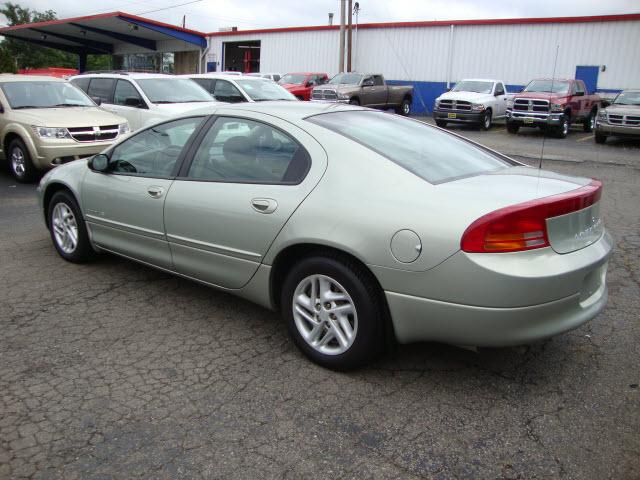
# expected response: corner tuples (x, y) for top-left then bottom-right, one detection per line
(595, 89), (640, 144)
(311, 73), (414, 115)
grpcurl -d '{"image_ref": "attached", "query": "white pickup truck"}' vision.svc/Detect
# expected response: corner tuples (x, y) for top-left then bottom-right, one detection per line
(433, 79), (511, 130)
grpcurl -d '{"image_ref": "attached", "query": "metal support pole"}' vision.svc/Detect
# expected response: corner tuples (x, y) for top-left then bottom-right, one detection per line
(78, 51), (87, 73)
(347, 0), (352, 72)
(339, 0), (346, 73)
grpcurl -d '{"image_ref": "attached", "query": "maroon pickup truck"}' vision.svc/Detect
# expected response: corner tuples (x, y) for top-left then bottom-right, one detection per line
(506, 78), (601, 138)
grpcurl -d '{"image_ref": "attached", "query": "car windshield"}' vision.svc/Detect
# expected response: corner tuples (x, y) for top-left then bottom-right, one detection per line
(279, 74), (307, 85)
(307, 111), (514, 184)
(452, 81), (494, 94)
(136, 78), (213, 104)
(1, 81), (94, 109)
(524, 80), (570, 94)
(235, 79), (296, 101)
(613, 91), (640, 106)
(328, 73), (363, 85)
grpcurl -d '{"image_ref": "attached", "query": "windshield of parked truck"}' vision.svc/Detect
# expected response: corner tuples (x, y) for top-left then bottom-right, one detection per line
(279, 74), (307, 85)
(1, 81), (94, 109)
(524, 80), (570, 94)
(136, 78), (214, 104)
(452, 81), (494, 94)
(329, 73), (363, 85)
(235, 78), (296, 101)
(308, 110), (515, 184)
(613, 91), (640, 106)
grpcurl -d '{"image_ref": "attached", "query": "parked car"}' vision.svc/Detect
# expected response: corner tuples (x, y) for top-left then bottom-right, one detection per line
(220, 71), (243, 76)
(278, 73), (329, 100)
(247, 72), (282, 82)
(185, 74), (296, 103)
(38, 102), (611, 370)
(594, 89), (640, 144)
(311, 73), (414, 115)
(69, 73), (219, 131)
(506, 78), (601, 138)
(433, 79), (510, 130)
(0, 75), (129, 182)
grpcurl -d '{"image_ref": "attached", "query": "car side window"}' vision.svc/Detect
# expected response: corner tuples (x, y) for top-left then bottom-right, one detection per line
(114, 80), (144, 107)
(373, 75), (384, 86)
(575, 81), (586, 95)
(192, 78), (215, 94)
(71, 77), (90, 93)
(273, 75), (281, 82)
(187, 116), (311, 184)
(213, 80), (244, 103)
(109, 117), (203, 177)
(494, 83), (505, 96)
(87, 78), (116, 103)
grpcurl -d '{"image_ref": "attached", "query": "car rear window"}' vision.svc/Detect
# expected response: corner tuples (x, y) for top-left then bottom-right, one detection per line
(307, 111), (515, 184)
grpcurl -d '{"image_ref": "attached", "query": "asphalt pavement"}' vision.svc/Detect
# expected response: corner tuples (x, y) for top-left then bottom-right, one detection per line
(0, 130), (638, 479)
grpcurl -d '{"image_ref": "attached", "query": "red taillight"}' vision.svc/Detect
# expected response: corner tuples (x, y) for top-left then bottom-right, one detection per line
(461, 180), (602, 253)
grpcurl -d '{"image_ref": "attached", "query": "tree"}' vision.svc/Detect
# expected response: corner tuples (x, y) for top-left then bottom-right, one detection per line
(0, 2), (111, 72)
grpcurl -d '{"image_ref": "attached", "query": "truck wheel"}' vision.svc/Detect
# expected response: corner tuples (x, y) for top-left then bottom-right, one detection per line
(435, 120), (448, 128)
(480, 110), (492, 130)
(594, 133), (607, 144)
(555, 115), (570, 138)
(583, 110), (596, 132)
(506, 123), (519, 134)
(8, 138), (37, 182)
(349, 98), (360, 106)
(396, 99), (411, 116)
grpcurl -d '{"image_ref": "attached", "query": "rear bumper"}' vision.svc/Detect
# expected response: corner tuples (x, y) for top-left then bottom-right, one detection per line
(433, 110), (484, 123)
(506, 109), (563, 126)
(595, 122), (640, 137)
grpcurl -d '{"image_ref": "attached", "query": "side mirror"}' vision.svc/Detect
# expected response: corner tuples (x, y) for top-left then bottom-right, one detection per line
(88, 153), (109, 172)
(91, 96), (102, 106)
(363, 79), (374, 87)
(125, 97), (143, 107)
(574, 91), (584, 97)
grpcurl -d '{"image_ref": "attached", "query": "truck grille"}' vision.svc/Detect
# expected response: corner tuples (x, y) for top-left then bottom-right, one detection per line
(513, 99), (550, 112)
(67, 125), (119, 142)
(607, 114), (640, 127)
(312, 89), (337, 101)
(438, 100), (471, 111)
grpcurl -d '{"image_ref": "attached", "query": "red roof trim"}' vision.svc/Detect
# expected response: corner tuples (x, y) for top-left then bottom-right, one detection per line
(0, 11), (207, 37)
(208, 13), (640, 36)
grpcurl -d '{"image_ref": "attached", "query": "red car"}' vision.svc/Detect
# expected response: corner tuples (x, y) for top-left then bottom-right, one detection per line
(278, 72), (329, 101)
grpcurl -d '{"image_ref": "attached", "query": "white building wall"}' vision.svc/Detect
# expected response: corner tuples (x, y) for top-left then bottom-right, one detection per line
(209, 19), (640, 90)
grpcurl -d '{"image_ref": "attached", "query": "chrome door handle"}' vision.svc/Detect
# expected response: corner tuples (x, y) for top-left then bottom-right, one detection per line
(251, 198), (278, 214)
(147, 186), (164, 199)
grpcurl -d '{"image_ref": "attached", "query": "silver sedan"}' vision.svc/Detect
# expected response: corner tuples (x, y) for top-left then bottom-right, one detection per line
(37, 102), (612, 370)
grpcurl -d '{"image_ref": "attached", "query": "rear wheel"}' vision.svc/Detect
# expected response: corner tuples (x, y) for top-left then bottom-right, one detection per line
(349, 98), (360, 106)
(281, 254), (385, 370)
(435, 120), (447, 128)
(396, 98), (411, 116)
(8, 138), (37, 182)
(47, 191), (94, 263)
(506, 123), (519, 134)
(594, 133), (607, 144)
(583, 110), (596, 132)
(481, 110), (492, 130)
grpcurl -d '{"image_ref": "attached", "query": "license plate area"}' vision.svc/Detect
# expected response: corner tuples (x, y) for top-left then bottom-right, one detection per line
(523, 118), (534, 124)
(448, 113), (457, 119)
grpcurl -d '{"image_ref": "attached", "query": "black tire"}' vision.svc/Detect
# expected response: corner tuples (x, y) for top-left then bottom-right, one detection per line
(480, 110), (492, 130)
(594, 133), (607, 144)
(555, 115), (570, 138)
(395, 98), (411, 116)
(435, 120), (448, 128)
(47, 190), (94, 263)
(583, 110), (596, 132)
(506, 123), (519, 134)
(281, 253), (386, 370)
(349, 98), (360, 106)
(7, 138), (37, 182)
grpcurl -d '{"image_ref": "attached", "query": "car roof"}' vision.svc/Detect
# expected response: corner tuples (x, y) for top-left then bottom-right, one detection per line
(284, 72), (327, 76)
(0, 74), (65, 83)
(460, 78), (501, 83)
(70, 72), (175, 80)
(621, 89), (640, 93)
(187, 100), (361, 121)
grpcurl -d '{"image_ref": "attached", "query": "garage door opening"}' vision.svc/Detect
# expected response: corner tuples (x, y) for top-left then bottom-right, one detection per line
(223, 40), (261, 73)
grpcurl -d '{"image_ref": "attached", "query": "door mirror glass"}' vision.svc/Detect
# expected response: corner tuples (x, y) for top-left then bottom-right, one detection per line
(91, 96), (102, 106)
(89, 153), (109, 172)
(362, 79), (374, 87)
(125, 97), (143, 107)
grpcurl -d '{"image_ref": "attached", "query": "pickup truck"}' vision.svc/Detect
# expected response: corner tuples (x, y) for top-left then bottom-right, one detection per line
(278, 72), (329, 101)
(594, 89), (640, 144)
(506, 78), (601, 138)
(433, 79), (510, 130)
(311, 73), (414, 115)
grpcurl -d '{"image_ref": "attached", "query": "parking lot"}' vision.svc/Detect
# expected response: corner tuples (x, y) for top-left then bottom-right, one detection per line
(0, 127), (639, 479)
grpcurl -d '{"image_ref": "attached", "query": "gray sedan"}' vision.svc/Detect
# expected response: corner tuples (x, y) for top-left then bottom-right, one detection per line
(37, 102), (612, 370)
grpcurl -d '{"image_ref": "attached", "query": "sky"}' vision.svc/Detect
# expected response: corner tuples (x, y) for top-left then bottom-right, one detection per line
(8, 0), (640, 32)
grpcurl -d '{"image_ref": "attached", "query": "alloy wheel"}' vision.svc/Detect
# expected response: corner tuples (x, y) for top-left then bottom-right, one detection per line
(590, 113), (596, 130)
(403, 102), (410, 115)
(10, 146), (26, 179)
(292, 274), (358, 355)
(484, 113), (491, 129)
(52, 203), (79, 254)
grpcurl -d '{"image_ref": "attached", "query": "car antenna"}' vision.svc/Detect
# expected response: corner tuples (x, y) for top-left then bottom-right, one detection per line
(539, 44), (560, 172)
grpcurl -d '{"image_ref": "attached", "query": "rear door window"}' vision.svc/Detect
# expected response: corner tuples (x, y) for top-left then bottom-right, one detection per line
(114, 80), (144, 107)
(87, 78), (116, 103)
(192, 78), (215, 94)
(71, 77), (90, 92)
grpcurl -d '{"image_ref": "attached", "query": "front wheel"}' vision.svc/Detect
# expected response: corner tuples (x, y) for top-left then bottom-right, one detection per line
(480, 110), (492, 130)
(396, 98), (411, 116)
(555, 115), (570, 138)
(281, 254), (385, 370)
(506, 123), (519, 134)
(8, 138), (37, 182)
(48, 191), (94, 263)
(583, 110), (596, 132)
